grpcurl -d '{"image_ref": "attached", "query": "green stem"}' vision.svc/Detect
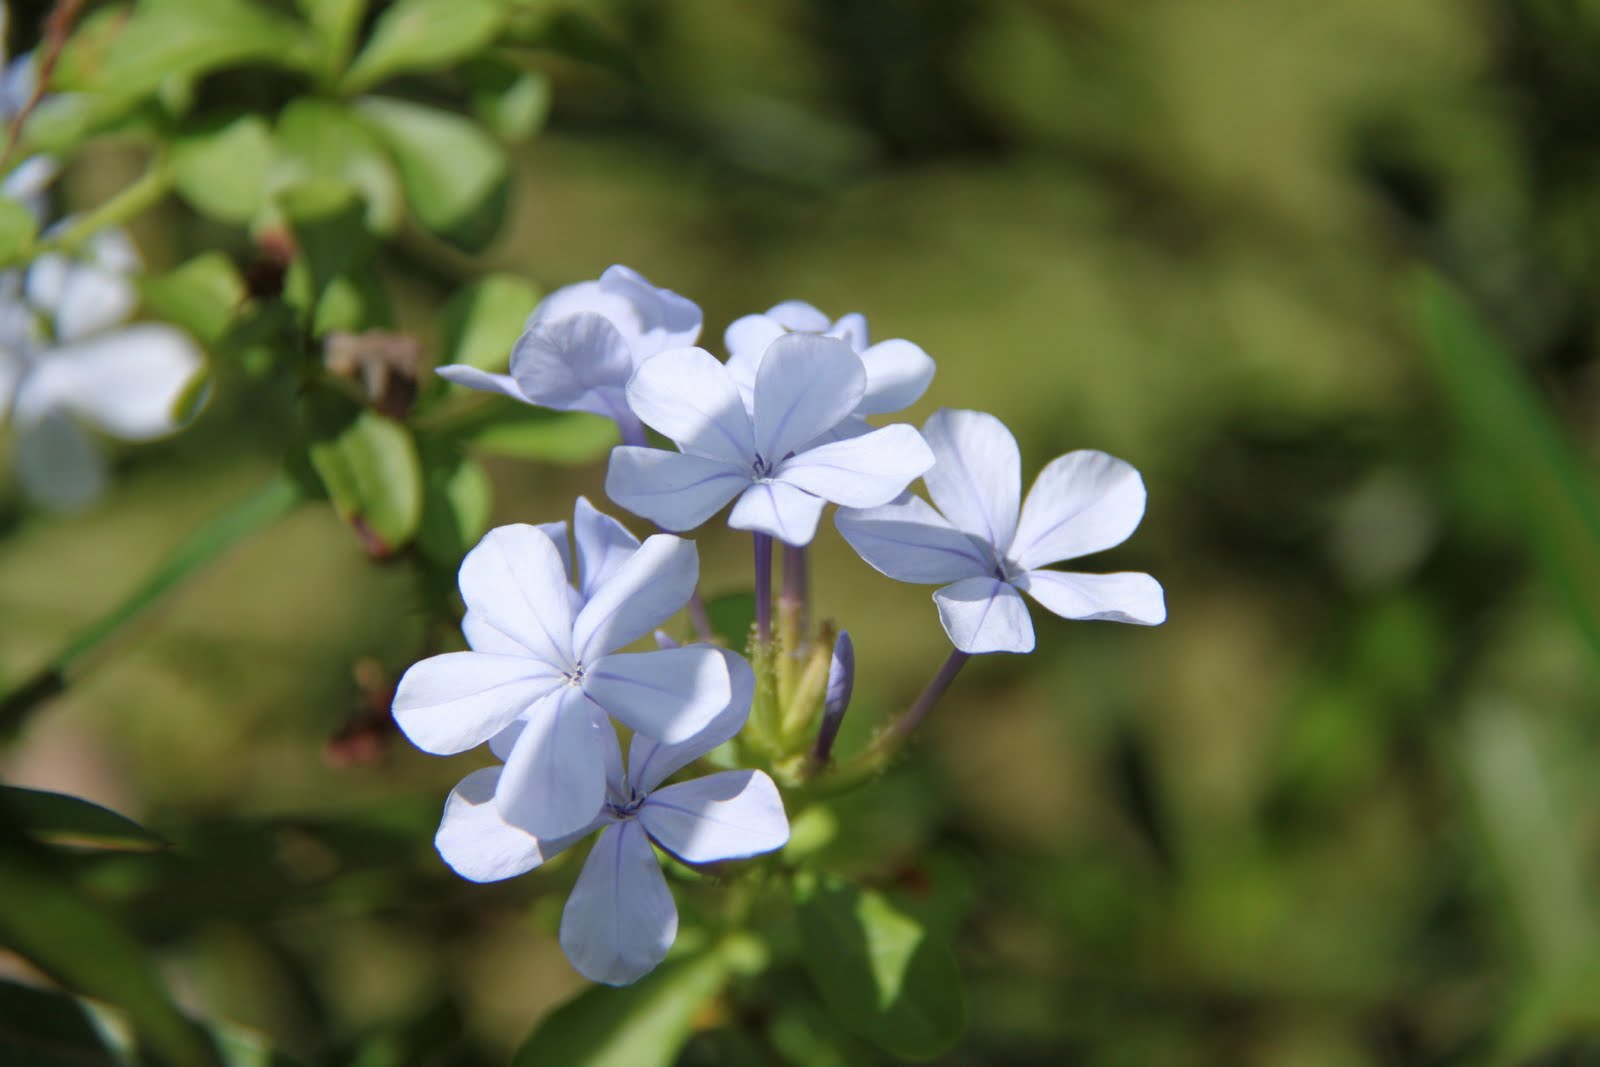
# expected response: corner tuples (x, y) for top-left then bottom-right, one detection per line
(8, 155), (176, 268)
(0, 475), (301, 735)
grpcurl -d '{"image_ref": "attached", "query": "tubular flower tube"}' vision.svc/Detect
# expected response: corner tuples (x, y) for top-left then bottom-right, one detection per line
(836, 408), (1165, 654)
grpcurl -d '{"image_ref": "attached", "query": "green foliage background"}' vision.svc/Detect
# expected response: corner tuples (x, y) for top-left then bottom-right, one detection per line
(4, 0), (1600, 1063)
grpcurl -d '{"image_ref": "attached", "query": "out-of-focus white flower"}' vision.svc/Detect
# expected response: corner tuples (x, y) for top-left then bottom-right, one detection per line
(1, 229), (204, 511)
(0, 7), (57, 221)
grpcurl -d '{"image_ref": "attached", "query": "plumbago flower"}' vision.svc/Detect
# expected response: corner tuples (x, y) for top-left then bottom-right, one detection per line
(724, 300), (935, 440)
(437, 648), (788, 985)
(1, 230), (204, 511)
(836, 409), (1166, 653)
(435, 265), (700, 445)
(605, 333), (934, 545)
(392, 522), (731, 839)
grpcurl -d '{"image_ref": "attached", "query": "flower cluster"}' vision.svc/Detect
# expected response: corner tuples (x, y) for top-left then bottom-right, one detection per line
(402, 265), (1165, 985)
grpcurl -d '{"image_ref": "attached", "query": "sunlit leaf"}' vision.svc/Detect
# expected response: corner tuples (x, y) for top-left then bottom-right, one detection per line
(467, 409), (618, 464)
(341, 0), (505, 94)
(304, 396), (423, 555)
(297, 0), (367, 80)
(273, 99), (402, 234)
(354, 96), (508, 246)
(142, 253), (247, 346)
(416, 448), (493, 566)
(795, 874), (965, 1061)
(0, 198), (36, 265)
(439, 273), (539, 373)
(512, 949), (729, 1067)
(463, 57), (551, 143)
(172, 114), (277, 225)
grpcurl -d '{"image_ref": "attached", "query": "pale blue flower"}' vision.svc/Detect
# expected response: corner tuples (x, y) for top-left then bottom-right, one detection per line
(724, 300), (935, 440)
(604, 333), (934, 545)
(836, 409), (1166, 654)
(435, 265), (701, 445)
(1, 229), (203, 511)
(392, 522), (731, 840)
(0, 7), (57, 222)
(433, 648), (788, 986)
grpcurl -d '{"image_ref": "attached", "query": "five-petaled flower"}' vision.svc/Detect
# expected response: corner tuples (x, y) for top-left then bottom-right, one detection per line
(392, 522), (731, 840)
(0, 229), (204, 511)
(836, 408), (1165, 653)
(723, 300), (935, 441)
(435, 265), (700, 445)
(434, 648), (788, 985)
(605, 333), (935, 545)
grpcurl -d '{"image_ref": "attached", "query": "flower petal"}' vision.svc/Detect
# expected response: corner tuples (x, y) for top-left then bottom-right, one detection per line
(435, 766), (595, 882)
(1022, 569), (1166, 625)
(584, 647), (730, 743)
(835, 493), (992, 583)
(921, 409), (1021, 552)
(435, 363), (526, 400)
(537, 519), (574, 583)
(458, 524), (576, 667)
(27, 233), (139, 341)
(775, 423), (934, 508)
(723, 314), (785, 376)
(560, 821), (677, 986)
(1010, 450), (1148, 570)
(640, 770), (788, 864)
(766, 300), (832, 332)
(572, 496), (640, 599)
(510, 311), (633, 415)
(625, 346), (753, 463)
(728, 480), (826, 546)
(598, 264), (702, 353)
(13, 408), (105, 512)
(932, 576), (1035, 654)
(832, 312), (869, 351)
(605, 447), (747, 531)
(392, 652), (565, 755)
(629, 647), (754, 793)
(28, 325), (203, 440)
(497, 688), (611, 839)
(856, 339), (934, 415)
(752, 334), (865, 462)
(573, 534), (700, 660)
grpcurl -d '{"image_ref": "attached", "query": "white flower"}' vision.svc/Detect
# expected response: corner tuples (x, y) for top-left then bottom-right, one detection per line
(1, 229), (204, 511)
(836, 409), (1166, 653)
(435, 264), (701, 444)
(391, 523), (732, 839)
(723, 300), (935, 441)
(604, 333), (935, 545)
(435, 648), (788, 986)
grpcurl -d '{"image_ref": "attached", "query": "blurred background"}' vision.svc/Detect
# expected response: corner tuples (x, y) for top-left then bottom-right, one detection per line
(4, 0), (1600, 1063)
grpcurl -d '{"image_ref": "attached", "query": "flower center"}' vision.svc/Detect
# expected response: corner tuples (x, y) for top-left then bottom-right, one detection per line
(563, 663), (587, 687)
(606, 787), (645, 820)
(751, 453), (774, 479)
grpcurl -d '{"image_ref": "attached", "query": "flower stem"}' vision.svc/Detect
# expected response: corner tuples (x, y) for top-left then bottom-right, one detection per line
(753, 533), (773, 644)
(780, 543), (807, 638)
(0, 474), (301, 736)
(28, 155), (176, 262)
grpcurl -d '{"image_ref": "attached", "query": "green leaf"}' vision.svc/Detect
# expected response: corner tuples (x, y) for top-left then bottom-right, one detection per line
(440, 274), (539, 372)
(277, 180), (374, 304)
(794, 874), (966, 1061)
(0, 787), (164, 852)
(313, 269), (395, 334)
(298, 0), (367, 80)
(341, 0), (505, 93)
(1418, 274), (1600, 662)
(467, 409), (618, 464)
(305, 398), (424, 555)
(416, 449), (493, 566)
(0, 198), (36, 265)
(172, 113), (277, 225)
(512, 949), (729, 1067)
(70, 0), (312, 102)
(273, 98), (403, 233)
(705, 592), (756, 649)
(354, 96), (508, 246)
(0, 826), (221, 1067)
(463, 57), (551, 142)
(141, 253), (247, 346)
